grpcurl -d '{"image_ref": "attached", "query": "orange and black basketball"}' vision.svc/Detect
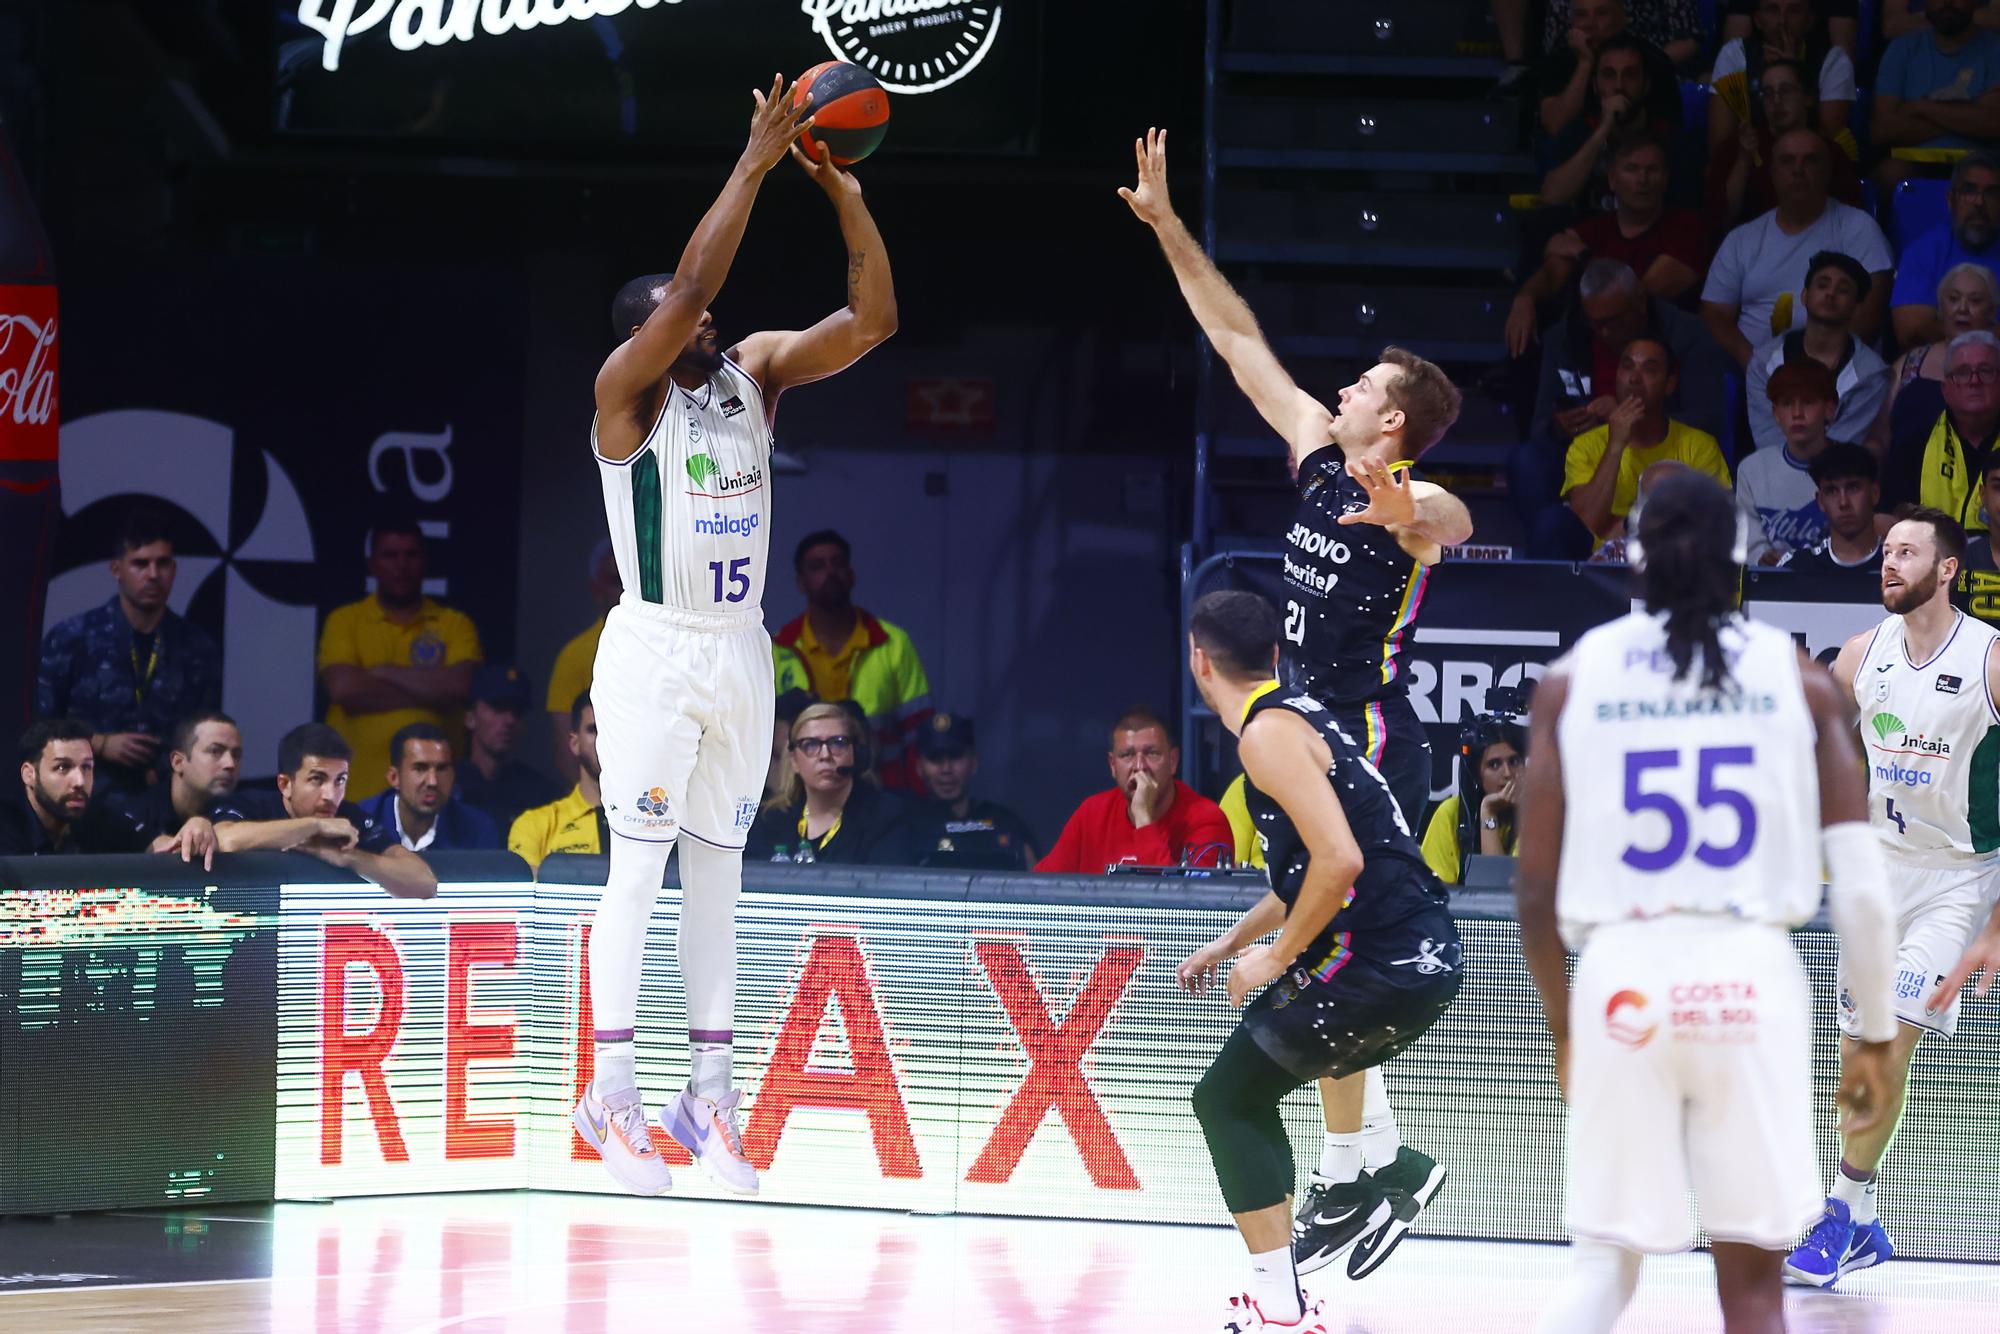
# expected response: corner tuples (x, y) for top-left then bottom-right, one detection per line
(792, 61), (890, 167)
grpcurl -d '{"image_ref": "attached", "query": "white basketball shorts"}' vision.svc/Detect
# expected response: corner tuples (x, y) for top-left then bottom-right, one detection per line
(590, 600), (776, 852)
(1565, 916), (1819, 1255)
(1838, 855), (1998, 1041)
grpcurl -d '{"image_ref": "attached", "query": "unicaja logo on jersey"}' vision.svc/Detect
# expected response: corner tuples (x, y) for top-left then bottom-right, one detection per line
(683, 453), (764, 499)
(1870, 712), (1905, 741)
(802, 0), (1005, 94)
(1604, 990), (1656, 1047)
(1869, 711), (1953, 759)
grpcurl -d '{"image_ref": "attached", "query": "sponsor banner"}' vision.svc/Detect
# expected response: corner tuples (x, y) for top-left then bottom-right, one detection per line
(274, 1), (1040, 153)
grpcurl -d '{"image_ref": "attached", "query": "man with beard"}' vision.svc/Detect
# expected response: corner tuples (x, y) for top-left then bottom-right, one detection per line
(0, 718), (152, 855)
(508, 692), (607, 869)
(1122, 126), (1472, 1283)
(457, 665), (560, 832)
(1787, 506), (2000, 1288)
(1872, 0), (2000, 172)
(1891, 152), (2000, 349)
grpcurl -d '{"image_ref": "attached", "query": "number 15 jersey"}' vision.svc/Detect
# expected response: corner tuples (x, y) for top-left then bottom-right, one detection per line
(594, 356), (772, 616)
(1555, 611), (1822, 944)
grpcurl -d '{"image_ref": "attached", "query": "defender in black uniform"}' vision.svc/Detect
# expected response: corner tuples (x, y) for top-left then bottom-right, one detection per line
(1179, 592), (1463, 1330)
(1123, 125), (1471, 1284)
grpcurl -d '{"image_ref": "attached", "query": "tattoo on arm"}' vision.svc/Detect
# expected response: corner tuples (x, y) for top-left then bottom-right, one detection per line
(847, 251), (866, 307)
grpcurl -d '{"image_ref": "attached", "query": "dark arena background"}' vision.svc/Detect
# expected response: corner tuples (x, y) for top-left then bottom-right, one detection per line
(3, 2), (1999, 1331)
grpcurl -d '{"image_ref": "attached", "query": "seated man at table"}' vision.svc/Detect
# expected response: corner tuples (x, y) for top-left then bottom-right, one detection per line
(508, 692), (607, 871)
(105, 710), (243, 860)
(1036, 709), (1232, 873)
(359, 723), (501, 852)
(0, 717), (155, 856)
(210, 723), (436, 898)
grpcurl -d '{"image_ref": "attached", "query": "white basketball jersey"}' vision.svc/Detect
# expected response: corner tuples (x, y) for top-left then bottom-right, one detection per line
(1852, 610), (2000, 864)
(1556, 611), (1823, 942)
(593, 356), (772, 616)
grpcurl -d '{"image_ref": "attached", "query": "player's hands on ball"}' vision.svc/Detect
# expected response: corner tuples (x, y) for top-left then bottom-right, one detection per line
(1337, 457), (1419, 529)
(1227, 945), (1285, 1007)
(1177, 938), (1231, 995)
(743, 73), (813, 174)
(1836, 1038), (1895, 1136)
(1117, 126), (1175, 228)
(790, 138), (861, 198)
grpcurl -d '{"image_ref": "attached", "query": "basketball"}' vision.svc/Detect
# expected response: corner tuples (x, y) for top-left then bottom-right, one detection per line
(791, 60), (890, 167)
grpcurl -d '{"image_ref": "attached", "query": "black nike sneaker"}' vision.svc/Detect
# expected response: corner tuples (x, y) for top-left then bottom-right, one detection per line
(1345, 1147), (1447, 1280)
(1291, 1173), (1391, 1275)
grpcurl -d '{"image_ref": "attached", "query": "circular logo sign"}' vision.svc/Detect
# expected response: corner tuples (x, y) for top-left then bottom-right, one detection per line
(801, 1), (1005, 95)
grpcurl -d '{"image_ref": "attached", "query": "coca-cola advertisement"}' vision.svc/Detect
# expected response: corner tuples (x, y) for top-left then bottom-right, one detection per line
(0, 129), (58, 738)
(48, 255), (525, 774)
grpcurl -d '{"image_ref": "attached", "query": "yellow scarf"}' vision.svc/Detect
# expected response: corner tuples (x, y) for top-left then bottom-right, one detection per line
(1917, 411), (1990, 531)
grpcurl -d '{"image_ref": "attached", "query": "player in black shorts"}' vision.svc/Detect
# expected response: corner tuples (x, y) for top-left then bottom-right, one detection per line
(1123, 126), (1471, 1278)
(1178, 592), (1463, 1331)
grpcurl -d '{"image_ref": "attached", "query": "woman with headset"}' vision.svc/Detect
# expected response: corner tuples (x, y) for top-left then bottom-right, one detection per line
(1418, 708), (1527, 885)
(746, 700), (913, 864)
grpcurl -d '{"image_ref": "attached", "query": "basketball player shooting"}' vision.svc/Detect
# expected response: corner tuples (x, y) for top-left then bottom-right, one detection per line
(574, 75), (897, 1197)
(1122, 126), (1472, 1280)
(1514, 472), (1896, 1334)
(1177, 590), (1463, 1332)
(1784, 507), (2000, 1287)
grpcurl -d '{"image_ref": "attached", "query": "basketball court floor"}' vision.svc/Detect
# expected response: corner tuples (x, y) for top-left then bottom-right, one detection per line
(1, 1192), (1993, 1332)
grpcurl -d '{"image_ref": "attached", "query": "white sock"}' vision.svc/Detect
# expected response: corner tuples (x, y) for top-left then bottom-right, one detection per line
(592, 1042), (636, 1102)
(677, 839), (743, 1099)
(1247, 1244), (1303, 1323)
(1535, 1240), (1641, 1334)
(1359, 1065), (1400, 1170)
(1832, 1165), (1879, 1225)
(1317, 1132), (1364, 1184)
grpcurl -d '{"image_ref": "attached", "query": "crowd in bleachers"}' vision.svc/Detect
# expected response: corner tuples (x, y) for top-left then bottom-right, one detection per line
(1495, 0), (2000, 585)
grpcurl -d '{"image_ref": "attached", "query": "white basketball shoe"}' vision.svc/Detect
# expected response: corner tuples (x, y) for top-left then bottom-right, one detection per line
(661, 1086), (760, 1194)
(572, 1085), (673, 1195)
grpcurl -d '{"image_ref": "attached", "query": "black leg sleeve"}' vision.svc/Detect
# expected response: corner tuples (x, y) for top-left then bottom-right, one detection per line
(1191, 1024), (1310, 1215)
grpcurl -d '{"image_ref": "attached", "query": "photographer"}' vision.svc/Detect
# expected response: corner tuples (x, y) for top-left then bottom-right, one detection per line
(1418, 696), (1528, 886)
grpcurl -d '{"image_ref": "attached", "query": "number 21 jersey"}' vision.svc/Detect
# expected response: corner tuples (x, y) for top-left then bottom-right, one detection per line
(1555, 611), (1822, 943)
(594, 355), (771, 615)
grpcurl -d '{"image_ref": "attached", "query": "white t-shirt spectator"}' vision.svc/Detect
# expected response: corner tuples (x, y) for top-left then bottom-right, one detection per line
(1701, 202), (1893, 347)
(1744, 333), (1890, 453)
(1711, 39), (1857, 106)
(1736, 443), (1829, 564)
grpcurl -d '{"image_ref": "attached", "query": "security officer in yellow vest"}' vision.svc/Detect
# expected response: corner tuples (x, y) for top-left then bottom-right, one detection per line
(904, 714), (1038, 871)
(1881, 330), (2000, 531)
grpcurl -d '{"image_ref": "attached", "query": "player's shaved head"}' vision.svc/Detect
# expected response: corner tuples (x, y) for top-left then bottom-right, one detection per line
(1190, 591), (1281, 681)
(611, 272), (673, 340)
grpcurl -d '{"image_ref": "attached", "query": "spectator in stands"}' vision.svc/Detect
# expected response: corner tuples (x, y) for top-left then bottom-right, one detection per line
(746, 701), (911, 864)
(1514, 261), (1730, 554)
(1872, 0), (2000, 185)
(1419, 713), (1525, 886)
(1722, 0), (1857, 56)
(1881, 330), (2000, 528)
(1745, 251), (1889, 453)
(1700, 128), (1894, 366)
(1738, 360), (1841, 564)
(1882, 0), (2000, 41)
(1953, 456), (2000, 626)
(1709, 1), (1857, 154)
(359, 723), (499, 852)
(209, 723), (436, 897)
(1780, 442), (1885, 575)
(1551, 336), (1731, 555)
(1705, 58), (1866, 232)
(771, 530), (932, 790)
(1216, 771), (1265, 872)
(508, 692), (606, 869)
(1891, 153), (2000, 349)
(318, 517), (482, 801)
(457, 665), (559, 834)
(904, 713), (1038, 870)
(1035, 709), (1232, 873)
(1507, 134), (1708, 352)
(106, 711), (240, 857)
(766, 688), (812, 803)
(545, 538), (620, 785)
(0, 718), (154, 855)
(1540, 2), (1700, 119)
(1872, 263), (2000, 457)
(37, 507), (221, 799)
(1540, 36), (1689, 210)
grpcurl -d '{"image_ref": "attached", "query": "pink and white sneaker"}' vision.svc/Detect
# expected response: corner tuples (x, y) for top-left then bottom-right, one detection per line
(572, 1085), (673, 1196)
(661, 1086), (760, 1194)
(1222, 1293), (1328, 1333)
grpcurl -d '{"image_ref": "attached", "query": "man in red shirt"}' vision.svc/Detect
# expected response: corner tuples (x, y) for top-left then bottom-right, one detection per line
(1036, 710), (1233, 873)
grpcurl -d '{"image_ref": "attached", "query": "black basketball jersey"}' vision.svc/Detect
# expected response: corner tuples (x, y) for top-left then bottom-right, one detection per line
(1240, 683), (1448, 967)
(1280, 447), (1430, 707)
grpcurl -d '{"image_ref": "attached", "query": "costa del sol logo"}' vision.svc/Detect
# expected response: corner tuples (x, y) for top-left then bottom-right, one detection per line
(802, 0), (1004, 94)
(1604, 989), (1657, 1048)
